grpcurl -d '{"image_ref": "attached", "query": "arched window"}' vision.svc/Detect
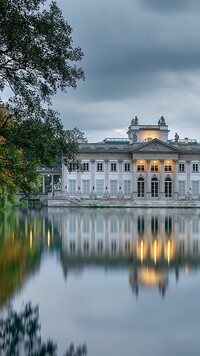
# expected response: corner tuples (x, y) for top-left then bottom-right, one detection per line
(165, 177), (172, 197)
(137, 177), (145, 197)
(151, 177), (158, 197)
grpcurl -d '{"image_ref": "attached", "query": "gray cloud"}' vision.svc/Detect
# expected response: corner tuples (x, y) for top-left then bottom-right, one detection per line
(53, 0), (200, 142)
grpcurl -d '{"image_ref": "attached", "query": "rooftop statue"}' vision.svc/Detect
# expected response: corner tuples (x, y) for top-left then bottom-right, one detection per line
(175, 132), (179, 142)
(131, 115), (139, 126)
(158, 116), (166, 126)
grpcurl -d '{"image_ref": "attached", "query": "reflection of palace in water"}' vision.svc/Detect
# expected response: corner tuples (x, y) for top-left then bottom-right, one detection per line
(14, 208), (200, 297)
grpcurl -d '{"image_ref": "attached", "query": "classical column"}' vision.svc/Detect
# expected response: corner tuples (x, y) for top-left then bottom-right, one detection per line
(160, 159), (165, 199)
(104, 159), (109, 189)
(77, 170), (82, 191)
(51, 175), (54, 194)
(173, 159), (178, 200)
(42, 175), (45, 194)
(90, 159), (95, 189)
(186, 160), (191, 199)
(118, 159), (123, 189)
(146, 159), (151, 198)
(131, 159), (137, 200)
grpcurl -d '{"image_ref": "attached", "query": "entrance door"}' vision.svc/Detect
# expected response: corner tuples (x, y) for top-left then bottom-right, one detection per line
(165, 177), (172, 197)
(151, 177), (158, 197)
(137, 177), (145, 197)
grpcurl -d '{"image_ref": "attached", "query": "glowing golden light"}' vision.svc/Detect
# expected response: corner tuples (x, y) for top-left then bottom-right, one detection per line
(154, 240), (157, 264)
(164, 238), (175, 264)
(138, 267), (168, 286)
(150, 238), (162, 265)
(30, 229), (33, 249)
(154, 160), (156, 163)
(136, 238), (148, 263)
(47, 229), (51, 248)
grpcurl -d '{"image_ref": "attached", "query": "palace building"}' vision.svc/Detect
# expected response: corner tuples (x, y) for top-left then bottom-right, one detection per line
(49, 116), (200, 207)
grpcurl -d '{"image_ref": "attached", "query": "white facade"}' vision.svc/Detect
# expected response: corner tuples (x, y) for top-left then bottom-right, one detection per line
(61, 117), (200, 204)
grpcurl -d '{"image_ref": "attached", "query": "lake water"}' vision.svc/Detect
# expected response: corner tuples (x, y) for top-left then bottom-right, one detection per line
(1, 207), (200, 356)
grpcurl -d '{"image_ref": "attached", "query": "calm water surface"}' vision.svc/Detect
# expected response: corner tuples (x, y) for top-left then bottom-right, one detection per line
(1, 207), (200, 356)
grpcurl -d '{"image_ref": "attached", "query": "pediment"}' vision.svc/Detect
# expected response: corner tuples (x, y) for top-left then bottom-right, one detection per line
(132, 138), (180, 153)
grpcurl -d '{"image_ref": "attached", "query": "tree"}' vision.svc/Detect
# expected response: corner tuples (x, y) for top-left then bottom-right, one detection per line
(0, 0), (84, 199)
(0, 302), (87, 356)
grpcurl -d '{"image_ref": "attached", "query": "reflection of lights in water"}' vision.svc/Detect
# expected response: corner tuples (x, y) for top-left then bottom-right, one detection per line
(30, 229), (33, 249)
(47, 229), (51, 248)
(167, 240), (170, 265)
(141, 240), (144, 263)
(184, 264), (189, 276)
(138, 267), (168, 286)
(136, 238), (148, 263)
(164, 238), (175, 265)
(150, 238), (162, 265)
(154, 240), (157, 265)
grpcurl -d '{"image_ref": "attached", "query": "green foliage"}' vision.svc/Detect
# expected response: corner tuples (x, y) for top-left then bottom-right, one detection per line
(0, 303), (87, 356)
(0, 0), (84, 199)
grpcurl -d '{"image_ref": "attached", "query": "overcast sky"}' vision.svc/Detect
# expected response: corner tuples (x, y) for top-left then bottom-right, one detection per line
(53, 0), (200, 142)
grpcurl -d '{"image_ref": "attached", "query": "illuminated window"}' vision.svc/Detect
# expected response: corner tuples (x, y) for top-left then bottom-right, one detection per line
(137, 165), (145, 172)
(151, 165), (159, 172)
(165, 165), (172, 172)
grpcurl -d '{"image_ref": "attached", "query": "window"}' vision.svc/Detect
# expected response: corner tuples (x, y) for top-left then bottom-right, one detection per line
(192, 163), (199, 172)
(96, 215), (104, 233)
(165, 177), (172, 197)
(82, 215), (90, 233)
(68, 162), (76, 171)
(82, 180), (90, 196)
(69, 214), (76, 233)
(137, 177), (145, 197)
(97, 240), (103, 254)
(69, 240), (76, 254)
(124, 216), (131, 233)
(124, 180), (131, 197)
(137, 165), (145, 172)
(165, 165), (172, 172)
(83, 240), (89, 254)
(96, 179), (104, 196)
(124, 163), (130, 171)
(179, 163), (185, 172)
(97, 162), (103, 171)
(165, 217), (172, 235)
(110, 162), (117, 171)
(192, 181), (199, 198)
(151, 165), (159, 172)
(111, 240), (117, 254)
(125, 240), (130, 254)
(178, 181), (186, 198)
(151, 216), (158, 235)
(110, 180), (118, 196)
(68, 180), (76, 196)
(83, 162), (89, 171)
(151, 177), (158, 197)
